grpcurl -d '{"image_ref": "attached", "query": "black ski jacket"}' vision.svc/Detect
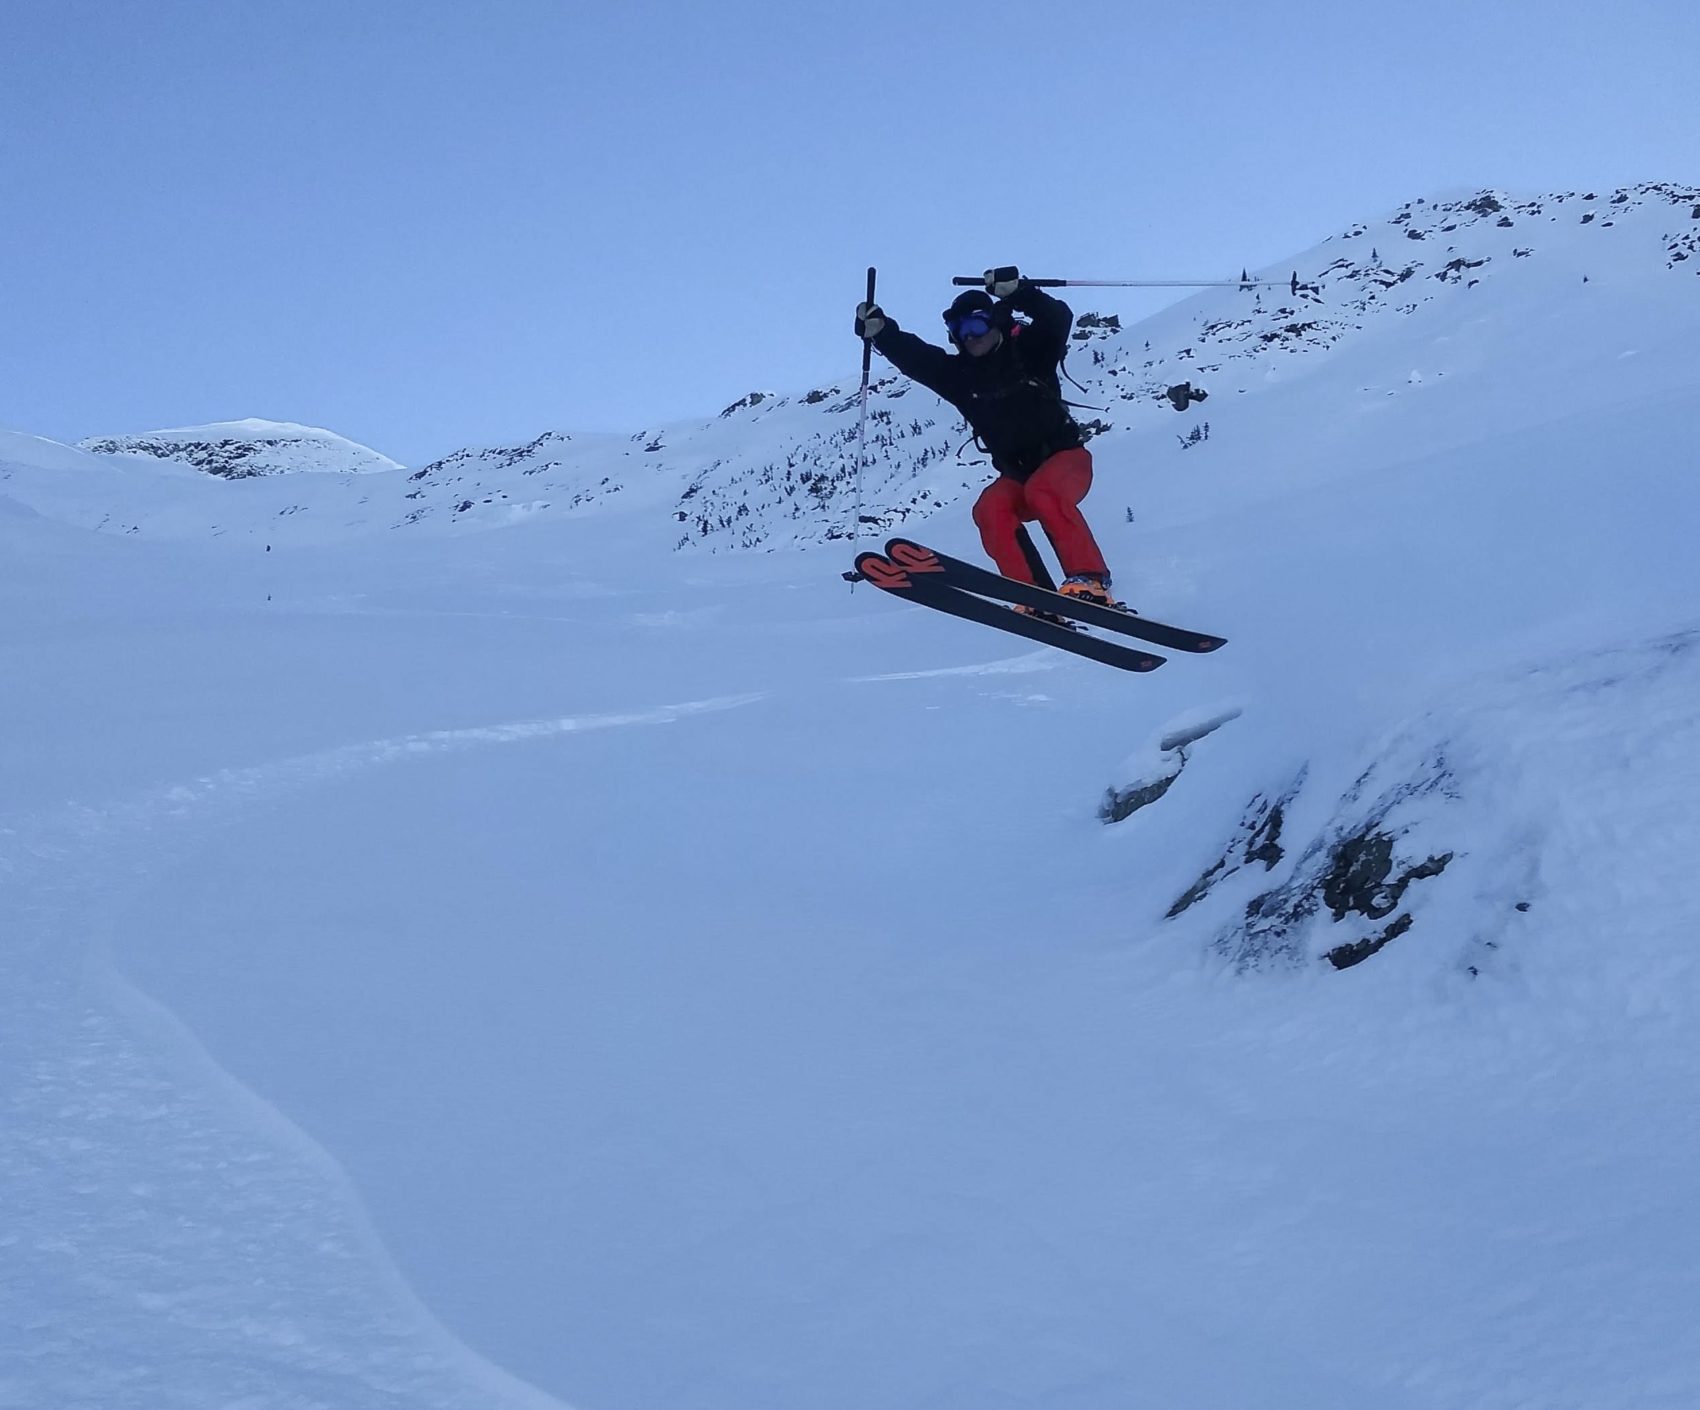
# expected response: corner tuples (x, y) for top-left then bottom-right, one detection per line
(871, 282), (1083, 482)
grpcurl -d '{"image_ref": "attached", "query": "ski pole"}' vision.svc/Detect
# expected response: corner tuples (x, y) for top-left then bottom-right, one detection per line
(851, 265), (875, 561)
(953, 271), (1301, 294)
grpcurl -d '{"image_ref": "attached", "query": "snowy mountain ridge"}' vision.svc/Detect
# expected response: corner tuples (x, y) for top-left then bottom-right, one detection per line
(21, 180), (1697, 550)
(79, 418), (401, 480)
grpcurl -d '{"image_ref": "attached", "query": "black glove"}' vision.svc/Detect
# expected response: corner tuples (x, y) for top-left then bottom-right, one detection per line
(1165, 382), (1209, 411)
(983, 266), (1023, 298)
(855, 301), (887, 340)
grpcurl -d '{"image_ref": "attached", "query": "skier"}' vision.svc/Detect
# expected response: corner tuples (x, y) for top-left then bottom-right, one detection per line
(855, 266), (1117, 608)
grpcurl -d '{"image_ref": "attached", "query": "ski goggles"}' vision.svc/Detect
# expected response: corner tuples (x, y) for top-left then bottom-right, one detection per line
(946, 310), (994, 340)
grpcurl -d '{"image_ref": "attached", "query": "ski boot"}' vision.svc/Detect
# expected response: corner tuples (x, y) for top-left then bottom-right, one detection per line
(1060, 574), (1133, 613)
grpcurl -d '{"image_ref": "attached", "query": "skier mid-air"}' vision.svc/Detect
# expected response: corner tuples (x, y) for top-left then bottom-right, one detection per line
(855, 266), (1118, 610)
(850, 264), (1225, 673)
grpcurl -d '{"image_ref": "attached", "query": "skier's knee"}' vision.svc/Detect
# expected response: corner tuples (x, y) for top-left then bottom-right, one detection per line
(1024, 486), (1063, 521)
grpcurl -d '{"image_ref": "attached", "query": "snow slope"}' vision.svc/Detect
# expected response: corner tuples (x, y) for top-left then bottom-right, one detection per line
(3, 184), (1699, 1410)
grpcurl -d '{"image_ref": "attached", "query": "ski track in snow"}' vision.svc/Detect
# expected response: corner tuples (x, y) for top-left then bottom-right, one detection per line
(850, 646), (1062, 681)
(1, 691), (763, 1410)
(4, 689), (766, 984)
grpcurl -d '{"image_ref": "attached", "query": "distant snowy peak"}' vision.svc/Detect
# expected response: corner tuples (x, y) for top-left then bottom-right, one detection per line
(79, 419), (402, 479)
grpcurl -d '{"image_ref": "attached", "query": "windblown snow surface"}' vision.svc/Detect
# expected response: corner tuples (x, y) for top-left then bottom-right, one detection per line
(3, 186), (1699, 1410)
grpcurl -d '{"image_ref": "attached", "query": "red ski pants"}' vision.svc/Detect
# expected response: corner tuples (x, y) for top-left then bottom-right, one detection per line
(971, 447), (1109, 584)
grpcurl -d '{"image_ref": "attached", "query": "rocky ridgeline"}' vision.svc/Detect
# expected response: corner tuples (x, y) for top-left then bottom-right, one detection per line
(621, 181), (1700, 554)
(392, 429), (629, 525)
(79, 433), (278, 480)
(71, 184), (1700, 547)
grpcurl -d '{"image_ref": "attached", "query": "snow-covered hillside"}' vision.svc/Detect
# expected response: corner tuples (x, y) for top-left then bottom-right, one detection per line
(4, 184), (1699, 1410)
(80, 417), (402, 479)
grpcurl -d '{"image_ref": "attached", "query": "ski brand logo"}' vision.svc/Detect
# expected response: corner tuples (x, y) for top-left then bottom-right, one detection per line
(887, 541), (945, 577)
(859, 544), (945, 590)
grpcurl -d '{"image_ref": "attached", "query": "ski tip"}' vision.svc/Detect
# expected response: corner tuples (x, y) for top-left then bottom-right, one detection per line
(884, 539), (947, 578)
(853, 551), (914, 592)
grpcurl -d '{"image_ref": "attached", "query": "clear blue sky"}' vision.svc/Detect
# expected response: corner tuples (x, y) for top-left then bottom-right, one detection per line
(3, 0), (1695, 466)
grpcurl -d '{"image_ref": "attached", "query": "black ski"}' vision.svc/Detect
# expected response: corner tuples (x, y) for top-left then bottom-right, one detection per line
(854, 550), (1166, 674)
(885, 538), (1227, 654)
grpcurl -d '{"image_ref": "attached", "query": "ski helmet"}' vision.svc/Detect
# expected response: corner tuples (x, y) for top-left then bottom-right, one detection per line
(943, 289), (999, 345)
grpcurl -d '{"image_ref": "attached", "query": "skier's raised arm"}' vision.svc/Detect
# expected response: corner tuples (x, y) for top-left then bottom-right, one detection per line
(855, 301), (957, 397)
(987, 265), (1074, 364)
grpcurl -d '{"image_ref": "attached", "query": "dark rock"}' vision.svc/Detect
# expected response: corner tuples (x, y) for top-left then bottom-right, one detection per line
(1100, 774), (1178, 824)
(1246, 802), (1286, 870)
(720, 392), (769, 418)
(1168, 776), (1304, 919)
(1327, 913), (1414, 969)
(1320, 831), (1453, 922)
